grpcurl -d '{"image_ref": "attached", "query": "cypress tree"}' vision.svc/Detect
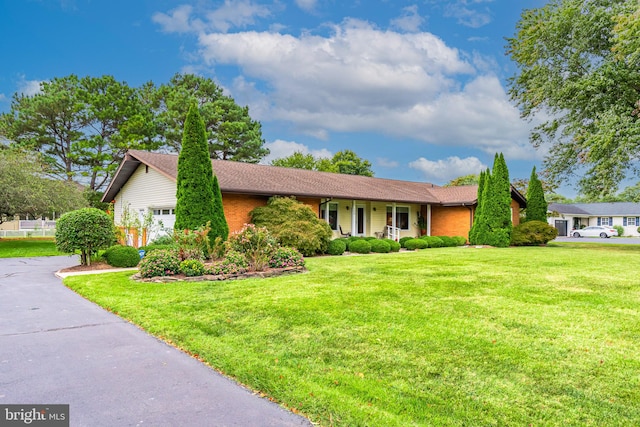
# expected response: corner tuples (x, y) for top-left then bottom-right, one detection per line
(525, 166), (548, 223)
(211, 174), (229, 240)
(174, 104), (227, 236)
(486, 153), (512, 247)
(469, 169), (487, 244)
(477, 168), (493, 245)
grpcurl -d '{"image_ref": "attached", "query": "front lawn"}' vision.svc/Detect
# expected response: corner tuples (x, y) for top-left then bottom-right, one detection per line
(0, 238), (62, 258)
(64, 244), (640, 426)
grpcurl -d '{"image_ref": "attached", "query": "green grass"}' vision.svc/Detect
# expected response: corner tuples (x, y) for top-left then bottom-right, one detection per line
(0, 238), (63, 258)
(64, 244), (640, 426)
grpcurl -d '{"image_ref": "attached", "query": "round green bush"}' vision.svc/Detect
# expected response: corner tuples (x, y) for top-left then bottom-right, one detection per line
(180, 259), (205, 277)
(370, 239), (391, 253)
(399, 236), (413, 248)
(383, 238), (401, 252)
(436, 236), (456, 247)
(364, 236), (378, 241)
(510, 220), (558, 246)
(348, 239), (371, 254)
(56, 207), (117, 265)
(104, 245), (140, 268)
(422, 236), (444, 248)
(138, 249), (180, 278)
(404, 238), (428, 250)
(453, 236), (467, 246)
(138, 244), (177, 254)
(613, 225), (624, 237)
(327, 239), (347, 255)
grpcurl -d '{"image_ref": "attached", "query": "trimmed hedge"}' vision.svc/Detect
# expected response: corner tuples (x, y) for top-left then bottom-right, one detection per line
(383, 238), (401, 252)
(327, 239), (347, 255)
(139, 244), (177, 254)
(104, 245), (140, 268)
(404, 238), (428, 250)
(421, 236), (444, 248)
(399, 237), (413, 248)
(348, 239), (371, 254)
(435, 236), (457, 247)
(370, 239), (391, 253)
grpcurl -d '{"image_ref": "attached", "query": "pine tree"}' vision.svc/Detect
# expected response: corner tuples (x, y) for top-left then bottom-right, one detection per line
(174, 104), (226, 235)
(525, 166), (548, 223)
(210, 174), (229, 240)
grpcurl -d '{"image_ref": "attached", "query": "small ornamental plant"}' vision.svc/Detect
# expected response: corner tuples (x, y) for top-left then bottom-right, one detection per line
(138, 249), (180, 278)
(269, 246), (305, 268)
(205, 251), (249, 275)
(180, 259), (205, 277)
(227, 224), (277, 271)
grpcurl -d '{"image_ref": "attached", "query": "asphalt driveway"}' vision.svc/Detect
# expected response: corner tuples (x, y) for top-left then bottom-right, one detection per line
(0, 256), (311, 426)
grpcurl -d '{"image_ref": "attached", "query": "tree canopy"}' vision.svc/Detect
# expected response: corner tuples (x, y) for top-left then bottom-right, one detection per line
(0, 149), (87, 223)
(271, 149), (374, 176)
(507, 0), (640, 198)
(444, 174), (479, 187)
(0, 73), (268, 195)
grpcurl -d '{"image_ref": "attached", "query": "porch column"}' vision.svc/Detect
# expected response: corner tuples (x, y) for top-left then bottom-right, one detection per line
(324, 200), (330, 225)
(351, 200), (356, 235)
(392, 203), (397, 239)
(426, 204), (432, 236)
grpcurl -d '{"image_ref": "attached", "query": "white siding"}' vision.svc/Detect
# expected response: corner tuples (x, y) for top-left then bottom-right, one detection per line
(113, 165), (176, 225)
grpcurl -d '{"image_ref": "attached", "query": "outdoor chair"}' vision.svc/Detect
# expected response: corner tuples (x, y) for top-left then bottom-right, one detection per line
(339, 226), (351, 237)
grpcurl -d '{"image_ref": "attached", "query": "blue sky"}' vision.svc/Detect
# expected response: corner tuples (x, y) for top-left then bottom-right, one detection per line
(1, 0), (559, 191)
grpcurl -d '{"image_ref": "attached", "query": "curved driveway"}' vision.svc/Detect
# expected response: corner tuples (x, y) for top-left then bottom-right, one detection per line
(0, 256), (311, 426)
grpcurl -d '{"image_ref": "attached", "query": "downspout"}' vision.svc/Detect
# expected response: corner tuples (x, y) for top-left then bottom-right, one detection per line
(426, 204), (432, 236)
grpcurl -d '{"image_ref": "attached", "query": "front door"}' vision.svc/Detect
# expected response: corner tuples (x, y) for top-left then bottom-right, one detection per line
(555, 220), (568, 236)
(356, 206), (365, 235)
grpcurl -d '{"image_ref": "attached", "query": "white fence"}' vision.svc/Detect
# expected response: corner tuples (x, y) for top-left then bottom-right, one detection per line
(0, 229), (56, 238)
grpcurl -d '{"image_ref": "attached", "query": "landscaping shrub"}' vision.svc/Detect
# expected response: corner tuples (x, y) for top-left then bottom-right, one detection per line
(614, 225), (624, 237)
(151, 235), (174, 245)
(370, 239), (391, 253)
(327, 239), (347, 256)
(269, 246), (305, 268)
(227, 224), (277, 271)
(404, 238), (428, 250)
(104, 245), (140, 268)
(139, 244), (177, 254)
(138, 249), (180, 278)
(180, 259), (205, 277)
(510, 220), (558, 246)
(348, 239), (371, 254)
(399, 237), (413, 248)
(383, 238), (401, 252)
(435, 236), (456, 247)
(250, 196), (332, 256)
(422, 236), (444, 248)
(206, 251), (249, 275)
(364, 236), (378, 241)
(453, 236), (467, 246)
(56, 208), (117, 265)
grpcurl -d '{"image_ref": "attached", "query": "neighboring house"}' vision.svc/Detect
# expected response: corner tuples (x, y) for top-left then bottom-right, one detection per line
(548, 203), (640, 237)
(102, 150), (526, 243)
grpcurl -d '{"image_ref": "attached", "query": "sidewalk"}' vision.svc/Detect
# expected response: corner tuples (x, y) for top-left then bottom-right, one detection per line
(0, 256), (311, 426)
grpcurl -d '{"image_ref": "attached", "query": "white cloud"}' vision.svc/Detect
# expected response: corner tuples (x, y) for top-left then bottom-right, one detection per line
(295, 0), (317, 13)
(262, 139), (332, 164)
(157, 13), (537, 160)
(377, 157), (399, 168)
(391, 5), (425, 33)
(0, 93), (6, 102)
(444, 2), (492, 28)
(409, 156), (487, 183)
(153, 1), (270, 34)
(18, 77), (44, 96)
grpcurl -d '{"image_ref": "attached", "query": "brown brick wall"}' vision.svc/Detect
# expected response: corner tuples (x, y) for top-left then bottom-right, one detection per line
(511, 200), (521, 226)
(222, 194), (268, 233)
(221, 194), (322, 234)
(430, 206), (474, 239)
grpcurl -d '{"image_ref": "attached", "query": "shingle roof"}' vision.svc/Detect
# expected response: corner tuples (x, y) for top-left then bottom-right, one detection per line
(549, 202), (640, 216)
(102, 150), (523, 207)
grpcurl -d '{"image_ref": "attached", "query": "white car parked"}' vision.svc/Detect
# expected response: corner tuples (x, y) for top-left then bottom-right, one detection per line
(571, 226), (618, 238)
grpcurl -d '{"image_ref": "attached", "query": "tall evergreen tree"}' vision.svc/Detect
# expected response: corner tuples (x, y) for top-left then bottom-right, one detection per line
(525, 166), (548, 222)
(486, 153), (513, 247)
(211, 174), (229, 241)
(174, 104), (227, 236)
(469, 169), (487, 244)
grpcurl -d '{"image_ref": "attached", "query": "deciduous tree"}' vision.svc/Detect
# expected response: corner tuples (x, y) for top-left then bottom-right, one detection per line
(507, 0), (640, 198)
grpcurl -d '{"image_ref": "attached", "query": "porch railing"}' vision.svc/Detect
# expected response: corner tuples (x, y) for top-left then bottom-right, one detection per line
(386, 225), (400, 241)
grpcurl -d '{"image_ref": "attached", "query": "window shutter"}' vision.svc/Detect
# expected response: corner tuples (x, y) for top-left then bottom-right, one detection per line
(597, 217), (601, 226)
(637, 217), (640, 225)
(623, 217), (628, 226)
(610, 217), (613, 225)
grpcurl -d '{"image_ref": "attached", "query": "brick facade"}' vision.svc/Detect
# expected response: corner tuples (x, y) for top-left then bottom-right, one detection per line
(430, 206), (474, 238)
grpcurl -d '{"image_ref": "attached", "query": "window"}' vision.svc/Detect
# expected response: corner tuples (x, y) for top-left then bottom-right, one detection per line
(320, 203), (338, 230)
(599, 217), (612, 226)
(624, 217), (638, 226)
(152, 208), (175, 216)
(386, 206), (409, 230)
